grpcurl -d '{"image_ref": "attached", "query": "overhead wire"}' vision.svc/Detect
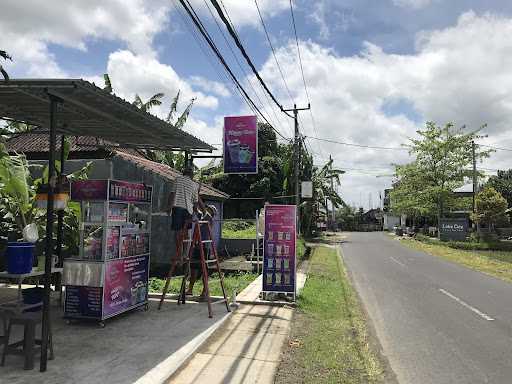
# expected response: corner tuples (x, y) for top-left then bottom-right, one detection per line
(214, 0), (292, 138)
(201, 0), (281, 132)
(178, 0), (289, 140)
(209, 0), (287, 115)
(288, 0), (325, 159)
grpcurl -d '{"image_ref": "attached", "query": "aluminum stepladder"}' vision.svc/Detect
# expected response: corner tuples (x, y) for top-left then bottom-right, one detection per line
(158, 219), (230, 318)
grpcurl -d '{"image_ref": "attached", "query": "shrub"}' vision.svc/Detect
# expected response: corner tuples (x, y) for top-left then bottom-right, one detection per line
(222, 220), (253, 231)
(414, 233), (512, 252)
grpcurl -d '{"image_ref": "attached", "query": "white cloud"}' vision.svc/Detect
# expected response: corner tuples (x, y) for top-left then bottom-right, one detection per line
(393, 0), (435, 10)
(189, 76), (231, 97)
(0, 0), (171, 77)
(258, 11), (512, 207)
(102, 50), (219, 114)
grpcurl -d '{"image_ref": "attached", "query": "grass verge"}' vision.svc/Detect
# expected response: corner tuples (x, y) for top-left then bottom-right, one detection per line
(400, 238), (512, 283)
(275, 246), (383, 384)
(148, 272), (258, 297)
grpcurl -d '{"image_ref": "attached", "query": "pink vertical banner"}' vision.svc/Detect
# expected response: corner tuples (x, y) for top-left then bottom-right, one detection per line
(262, 205), (296, 294)
(223, 115), (258, 174)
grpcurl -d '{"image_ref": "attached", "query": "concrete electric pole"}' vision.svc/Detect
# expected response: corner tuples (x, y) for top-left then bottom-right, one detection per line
(281, 103), (310, 234)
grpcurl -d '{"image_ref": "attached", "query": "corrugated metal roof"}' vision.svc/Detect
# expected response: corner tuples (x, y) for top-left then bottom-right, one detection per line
(0, 79), (213, 152)
(115, 151), (229, 200)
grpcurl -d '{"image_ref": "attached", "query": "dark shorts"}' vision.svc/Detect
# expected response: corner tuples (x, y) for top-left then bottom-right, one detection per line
(171, 207), (192, 231)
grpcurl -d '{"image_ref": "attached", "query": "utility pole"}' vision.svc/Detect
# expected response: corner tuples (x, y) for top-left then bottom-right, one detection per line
(329, 154), (335, 230)
(281, 103), (310, 234)
(472, 140), (478, 232)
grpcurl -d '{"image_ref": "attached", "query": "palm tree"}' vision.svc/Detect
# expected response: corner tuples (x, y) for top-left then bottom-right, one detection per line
(132, 93), (165, 113)
(1, 50), (12, 81)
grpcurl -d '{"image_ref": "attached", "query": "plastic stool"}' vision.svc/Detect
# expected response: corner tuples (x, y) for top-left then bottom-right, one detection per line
(0, 312), (54, 370)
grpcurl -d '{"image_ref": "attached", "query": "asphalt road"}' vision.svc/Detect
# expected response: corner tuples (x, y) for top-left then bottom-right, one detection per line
(340, 232), (512, 384)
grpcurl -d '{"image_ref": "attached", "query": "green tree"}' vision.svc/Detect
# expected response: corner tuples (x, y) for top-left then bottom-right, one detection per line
(471, 187), (509, 230)
(486, 170), (512, 208)
(391, 122), (492, 225)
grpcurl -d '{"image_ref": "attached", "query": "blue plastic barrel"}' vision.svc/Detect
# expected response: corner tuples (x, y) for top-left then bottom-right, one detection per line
(6, 242), (35, 274)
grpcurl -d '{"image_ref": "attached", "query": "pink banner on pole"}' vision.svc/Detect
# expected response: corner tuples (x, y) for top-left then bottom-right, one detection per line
(223, 115), (258, 174)
(262, 204), (296, 294)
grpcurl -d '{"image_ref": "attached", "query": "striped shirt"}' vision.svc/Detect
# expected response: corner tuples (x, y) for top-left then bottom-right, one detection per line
(171, 175), (199, 214)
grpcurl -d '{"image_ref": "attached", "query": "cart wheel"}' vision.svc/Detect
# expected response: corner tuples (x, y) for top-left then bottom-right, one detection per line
(99, 321), (106, 328)
(144, 303), (150, 311)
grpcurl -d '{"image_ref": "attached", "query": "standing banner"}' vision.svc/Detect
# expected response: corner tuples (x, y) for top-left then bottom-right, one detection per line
(263, 205), (296, 295)
(223, 115), (258, 174)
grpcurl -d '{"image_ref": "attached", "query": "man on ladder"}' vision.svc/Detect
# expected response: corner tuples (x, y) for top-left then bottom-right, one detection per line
(160, 166), (229, 317)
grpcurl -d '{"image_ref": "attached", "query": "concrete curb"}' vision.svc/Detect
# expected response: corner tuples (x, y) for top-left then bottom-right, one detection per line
(133, 307), (235, 384)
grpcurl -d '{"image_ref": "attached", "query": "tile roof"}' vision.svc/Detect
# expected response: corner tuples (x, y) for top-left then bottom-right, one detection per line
(6, 132), (142, 157)
(115, 151), (229, 200)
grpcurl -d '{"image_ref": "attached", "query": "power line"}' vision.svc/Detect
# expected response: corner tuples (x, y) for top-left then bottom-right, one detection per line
(209, 0), (288, 116)
(478, 143), (512, 152)
(288, 0), (324, 158)
(307, 135), (408, 150)
(215, 0), (293, 138)
(254, 0), (294, 105)
(178, 0), (289, 140)
(201, 0), (284, 134)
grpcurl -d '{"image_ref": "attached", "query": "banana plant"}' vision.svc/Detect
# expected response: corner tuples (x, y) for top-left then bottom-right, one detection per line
(0, 50), (11, 81)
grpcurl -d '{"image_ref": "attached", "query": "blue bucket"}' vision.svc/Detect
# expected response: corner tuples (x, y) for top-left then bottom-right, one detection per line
(6, 242), (35, 274)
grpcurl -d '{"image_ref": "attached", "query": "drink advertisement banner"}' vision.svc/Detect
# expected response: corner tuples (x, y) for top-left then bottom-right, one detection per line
(109, 180), (152, 203)
(71, 180), (108, 201)
(223, 115), (258, 174)
(263, 204), (296, 294)
(103, 255), (149, 318)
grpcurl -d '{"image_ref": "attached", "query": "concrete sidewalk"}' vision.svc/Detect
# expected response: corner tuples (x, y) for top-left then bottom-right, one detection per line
(0, 288), (231, 384)
(169, 268), (309, 384)
(169, 303), (294, 384)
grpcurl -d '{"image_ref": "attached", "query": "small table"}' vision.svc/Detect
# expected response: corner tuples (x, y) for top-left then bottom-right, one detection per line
(0, 268), (63, 307)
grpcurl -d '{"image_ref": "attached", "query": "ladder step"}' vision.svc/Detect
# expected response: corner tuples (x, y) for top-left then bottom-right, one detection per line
(197, 221), (210, 224)
(205, 260), (217, 264)
(182, 239), (192, 243)
(201, 240), (213, 243)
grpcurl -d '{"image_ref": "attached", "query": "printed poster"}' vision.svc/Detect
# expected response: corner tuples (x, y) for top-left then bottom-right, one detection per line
(103, 255), (149, 318)
(223, 115), (258, 174)
(263, 204), (296, 294)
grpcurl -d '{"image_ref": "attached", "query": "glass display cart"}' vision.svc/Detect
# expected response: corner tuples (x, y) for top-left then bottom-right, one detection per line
(63, 179), (152, 325)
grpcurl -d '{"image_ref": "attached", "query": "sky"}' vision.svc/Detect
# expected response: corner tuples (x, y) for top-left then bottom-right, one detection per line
(2, 0), (512, 209)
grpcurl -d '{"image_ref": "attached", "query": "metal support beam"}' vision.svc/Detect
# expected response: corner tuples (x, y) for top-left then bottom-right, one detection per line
(40, 95), (61, 372)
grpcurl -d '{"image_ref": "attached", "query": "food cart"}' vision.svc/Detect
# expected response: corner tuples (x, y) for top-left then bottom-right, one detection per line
(63, 179), (152, 325)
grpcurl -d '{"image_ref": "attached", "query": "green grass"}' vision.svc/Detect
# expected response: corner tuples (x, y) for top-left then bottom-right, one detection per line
(222, 221), (256, 239)
(401, 238), (512, 283)
(149, 271), (258, 297)
(276, 246), (383, 383)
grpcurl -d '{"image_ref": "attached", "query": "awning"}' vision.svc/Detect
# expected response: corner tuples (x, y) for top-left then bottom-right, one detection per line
(0, 79), (213, 152)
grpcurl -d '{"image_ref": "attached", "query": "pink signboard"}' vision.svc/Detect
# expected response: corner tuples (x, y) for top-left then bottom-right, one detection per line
(263, 205), (296, 294)
(71, 180), (108, 200)
(109, 180), (152, 203)
(223, 115), (258, 174)
(102, 255), (149, 318)
(71, 180), (152, 203)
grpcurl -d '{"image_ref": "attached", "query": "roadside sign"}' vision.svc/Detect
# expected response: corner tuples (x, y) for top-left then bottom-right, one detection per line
(262, 205), (296, 296)
(439, 218), (468, 241)
(301, 181), (313, 198)
(223, 115), (258, 174)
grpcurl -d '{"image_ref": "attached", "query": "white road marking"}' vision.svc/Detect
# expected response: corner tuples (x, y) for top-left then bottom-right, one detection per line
(390, 256), (406, 267)
(439, 288), (495, 321)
